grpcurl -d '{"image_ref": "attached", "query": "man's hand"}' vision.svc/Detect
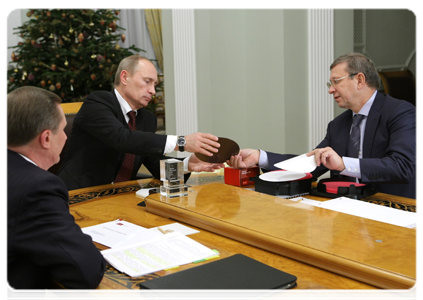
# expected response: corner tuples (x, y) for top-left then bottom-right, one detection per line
(188, 153), (224, 172)
(307, 147), (345, 171)
(226, 149), (260, 169)
(178, 133), (220, 156)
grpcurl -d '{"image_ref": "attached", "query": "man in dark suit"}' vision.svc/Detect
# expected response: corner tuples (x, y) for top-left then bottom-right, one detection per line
(7, 86), (106, 289)
(228, 53), (416, 198)
(58, 55), (223, 190)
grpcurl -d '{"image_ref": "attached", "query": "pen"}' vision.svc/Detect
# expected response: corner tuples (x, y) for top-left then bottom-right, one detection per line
(158, 227), (167, 234)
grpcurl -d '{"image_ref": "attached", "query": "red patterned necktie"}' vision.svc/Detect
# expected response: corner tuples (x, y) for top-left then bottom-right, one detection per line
(114, 111), (136, 183)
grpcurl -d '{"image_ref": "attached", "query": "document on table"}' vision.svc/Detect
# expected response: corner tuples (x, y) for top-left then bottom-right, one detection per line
(82, 220), (201, 248)
(288, 196), (416, 228)
(81, 219), (149, 248)
(101, 232), (217, 278)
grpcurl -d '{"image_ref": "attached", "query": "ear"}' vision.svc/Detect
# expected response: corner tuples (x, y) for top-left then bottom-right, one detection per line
(39, 130), (52, 149)
(120, 70), (129, 85)
(356, 72), (366, 90)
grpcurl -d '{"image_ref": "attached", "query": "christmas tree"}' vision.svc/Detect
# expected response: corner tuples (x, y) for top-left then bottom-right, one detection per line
(7, 9), (143, 103)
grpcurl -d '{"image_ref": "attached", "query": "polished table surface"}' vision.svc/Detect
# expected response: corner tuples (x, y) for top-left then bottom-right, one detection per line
(68, 171), (416, 290)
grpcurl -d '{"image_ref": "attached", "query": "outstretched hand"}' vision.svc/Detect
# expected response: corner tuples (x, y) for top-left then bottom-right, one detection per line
(226, 149), (260, 169)
(182, 133), (221, 156)
(188, 153), (224, 173)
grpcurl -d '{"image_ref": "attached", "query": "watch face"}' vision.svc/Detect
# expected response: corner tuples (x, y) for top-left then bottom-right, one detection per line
(178, 137), (186, 146)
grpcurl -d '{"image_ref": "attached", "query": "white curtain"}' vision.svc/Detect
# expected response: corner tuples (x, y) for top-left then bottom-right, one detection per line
(117, 9), (161, 73)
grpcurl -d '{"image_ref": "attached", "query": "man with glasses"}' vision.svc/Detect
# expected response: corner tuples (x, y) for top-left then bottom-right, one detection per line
(228, 53), (416, 198)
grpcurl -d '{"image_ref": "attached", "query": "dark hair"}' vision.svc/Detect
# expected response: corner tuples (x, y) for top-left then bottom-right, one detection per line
(8, 86), (62, 147)
(114, 55), (153, 87)
(330, 53), (380, 89)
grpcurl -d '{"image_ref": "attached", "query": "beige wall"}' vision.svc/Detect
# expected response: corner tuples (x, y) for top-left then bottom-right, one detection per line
(163, 9), (354, 155)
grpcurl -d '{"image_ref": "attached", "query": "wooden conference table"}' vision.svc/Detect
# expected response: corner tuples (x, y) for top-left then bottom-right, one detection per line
(69, 170), (416, 290)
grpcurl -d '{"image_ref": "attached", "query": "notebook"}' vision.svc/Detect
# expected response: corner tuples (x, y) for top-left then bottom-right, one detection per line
(139, 254), (297, 289)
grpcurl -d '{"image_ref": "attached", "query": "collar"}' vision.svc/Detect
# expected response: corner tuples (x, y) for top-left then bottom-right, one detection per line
(353, 90), (377, 117)
(18, 153), (38, 166)
(114, 89), (138, 117)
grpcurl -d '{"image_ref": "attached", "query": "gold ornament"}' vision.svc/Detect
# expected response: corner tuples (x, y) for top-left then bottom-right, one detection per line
(91, 54), (97, 59)
(64, 60), (69, 66)
(115, 44), (120, 50)
(49, 33), (54, 39)
(69, 26), (74, 34)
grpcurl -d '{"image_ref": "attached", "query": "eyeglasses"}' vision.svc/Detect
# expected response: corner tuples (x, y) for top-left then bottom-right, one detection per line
(326, 73), (358, 89)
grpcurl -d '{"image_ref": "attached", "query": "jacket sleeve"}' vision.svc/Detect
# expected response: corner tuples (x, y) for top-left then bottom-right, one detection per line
(360, 101), (416, 184)
(12, 175), (106, 289)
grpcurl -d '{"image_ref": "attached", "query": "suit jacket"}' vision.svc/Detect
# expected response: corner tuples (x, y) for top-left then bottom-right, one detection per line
(58, 90), (185, 190)
(7, 150), (106, 289)
(266, 92), (416, 198)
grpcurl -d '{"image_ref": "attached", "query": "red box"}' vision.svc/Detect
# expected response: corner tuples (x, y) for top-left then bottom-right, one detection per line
(224, 167), (260, 187)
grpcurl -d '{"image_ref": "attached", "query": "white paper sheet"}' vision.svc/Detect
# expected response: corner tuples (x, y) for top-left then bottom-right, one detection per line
(274, 153), (317, 173)
(81, 219), (148, 248)
(101, 232), (216, 277)
(288, 196), (416, 228)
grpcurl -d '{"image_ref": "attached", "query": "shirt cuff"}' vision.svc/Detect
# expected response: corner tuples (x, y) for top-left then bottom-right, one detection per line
(183, 155), (190, 173)
(340, 157), (361, 179)
(165, 135), (177, 154)
(258, 149), (269, 169)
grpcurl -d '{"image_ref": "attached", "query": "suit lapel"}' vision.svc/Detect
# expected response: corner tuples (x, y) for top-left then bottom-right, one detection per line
(363, 93), (383, 158)
(335, 112), (353, 156)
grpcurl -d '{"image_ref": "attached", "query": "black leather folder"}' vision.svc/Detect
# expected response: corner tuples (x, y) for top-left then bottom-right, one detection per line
(139, 254), (297, 289)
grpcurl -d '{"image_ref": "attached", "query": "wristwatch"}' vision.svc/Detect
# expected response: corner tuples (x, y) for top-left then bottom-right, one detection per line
(177, 136), (186, 152)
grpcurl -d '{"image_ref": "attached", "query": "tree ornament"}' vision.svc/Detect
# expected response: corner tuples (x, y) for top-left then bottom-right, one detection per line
(64, 60), (69, 66)
(48, 80), (52, 84)
(69, 26), (74, 34)
(28, 73), (35, 81)
(90, 74), (96, 80)
(100, 19), (105, 26)
(78, 33), (84, 42)
(49, 84), (55, 91)
(46, 10), (51, 17)
(115, 44), (120, 50)
(56, 82), (61, 89)
(11, 52), (16, 61)
(62, 13), (66, 18)
(61, 92), (65, 98)
(9, 77), (15, 83)
(97, 55), (104, 62)
(26, 11), (31, 17)
(40, 80), (46, 87)
(51, 64), (57, 71)
(121, 34), (126, 43)
(115, 11), (120, 16)
(91, 54), (97, 59)
(49, 33), (54, 39)
(31, 39), (36, 45)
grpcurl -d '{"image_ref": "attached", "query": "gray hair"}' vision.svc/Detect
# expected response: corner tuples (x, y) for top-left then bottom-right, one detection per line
(8, 86), (62, 147)
(330, 53), (380, 89)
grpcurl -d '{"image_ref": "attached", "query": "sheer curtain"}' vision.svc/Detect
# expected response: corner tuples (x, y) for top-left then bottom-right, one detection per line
(117, 9), (161, 73)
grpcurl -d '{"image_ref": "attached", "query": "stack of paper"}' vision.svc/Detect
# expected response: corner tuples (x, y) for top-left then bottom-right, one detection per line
(82, 220), (216, 277)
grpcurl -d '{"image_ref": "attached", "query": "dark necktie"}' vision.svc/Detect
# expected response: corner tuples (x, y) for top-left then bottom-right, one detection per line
(346, 114), (365, 158)
(114, 111), (136, 183)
